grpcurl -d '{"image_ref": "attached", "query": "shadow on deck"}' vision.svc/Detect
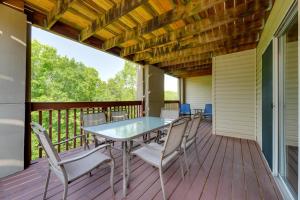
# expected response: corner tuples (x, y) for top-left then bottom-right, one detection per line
(0, 121), (282, 200)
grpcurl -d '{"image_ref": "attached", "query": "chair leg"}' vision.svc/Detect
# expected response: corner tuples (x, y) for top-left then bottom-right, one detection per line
(62, 181), (68, 200)
(178, 155), (185, 180)
(110, 159), (115, 196)
(83, 134), (90, 150)
(183, 147), (189, 173)
(194, 140), (200, 164)
(43, 168), (51, 200)
(159, 167), (166, 200)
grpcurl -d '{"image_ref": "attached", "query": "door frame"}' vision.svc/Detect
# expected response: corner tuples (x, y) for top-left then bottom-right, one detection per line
(272, 1), (298, 199)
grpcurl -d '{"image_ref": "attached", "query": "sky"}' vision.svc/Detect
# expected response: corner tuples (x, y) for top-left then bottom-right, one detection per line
(32, 27), (178, 91)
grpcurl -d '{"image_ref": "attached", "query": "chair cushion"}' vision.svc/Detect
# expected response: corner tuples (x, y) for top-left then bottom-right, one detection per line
(64, 151), (111, 182)
(132, 143), (179, 168)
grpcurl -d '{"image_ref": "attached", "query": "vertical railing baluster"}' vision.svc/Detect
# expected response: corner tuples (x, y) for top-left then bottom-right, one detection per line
(49, 110), (52, 141)
(80, 108), (83, 146)
(58, 110), (61, 153)
(66, 109), (69, 151)
(73, 109), (76, 148)
(38, 111), (43, 158)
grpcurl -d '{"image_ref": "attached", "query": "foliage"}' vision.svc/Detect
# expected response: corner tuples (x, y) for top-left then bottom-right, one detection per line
(31, 40), (138, 160)
(165, 90), (179, 100)
(31, 40), (137, 102)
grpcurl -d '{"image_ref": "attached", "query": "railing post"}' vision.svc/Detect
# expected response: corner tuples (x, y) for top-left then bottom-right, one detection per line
(24, 102), (32, 168)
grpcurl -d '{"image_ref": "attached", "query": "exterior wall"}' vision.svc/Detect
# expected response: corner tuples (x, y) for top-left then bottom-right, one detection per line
(144, 65), (164, 117)
(212, 49), (256, 140)
(0, 4), (27, 178)
(185, 75), (212, 110)
(285, 41), (298, 147)
(256, 0), (295, 148)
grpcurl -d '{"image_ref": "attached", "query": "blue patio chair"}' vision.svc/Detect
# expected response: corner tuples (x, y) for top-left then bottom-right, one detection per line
(203, 104), (212, 119)
(179, 103), (191, 116)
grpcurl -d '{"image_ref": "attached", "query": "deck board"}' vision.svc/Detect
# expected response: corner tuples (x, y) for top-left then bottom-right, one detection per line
(0, 121), (282, 200)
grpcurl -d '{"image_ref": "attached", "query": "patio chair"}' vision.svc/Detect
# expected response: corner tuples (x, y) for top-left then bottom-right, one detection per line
(131, 117), (189, 200)
(82, 112), (108, 149)
(148, 108), (179, 142)
(179, 103), (191, 116)
(110, 110), (128, 122)
(203, 103), (212, 119)
(30, 122), (115, 200)
(181, 112), (202, 172)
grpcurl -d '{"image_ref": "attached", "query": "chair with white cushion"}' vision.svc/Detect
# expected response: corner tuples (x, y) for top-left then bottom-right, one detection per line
(31, 122), (115, 200)
(131, 117), (189, 200)
(181, 112), (202, 172)
(82, 112), (107, 149)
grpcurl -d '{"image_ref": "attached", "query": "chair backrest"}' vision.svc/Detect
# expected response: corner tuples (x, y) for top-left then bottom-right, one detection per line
(162, 117), (189, 158)
(204, 104), (212, 114)
(111, 111), (128, 122)
(31, 122), (61, 171)
(186, 113), (202, 141)
(180, 104), (191, 115)
(82, 112), (107, 127)
(160, 108), (179, 120)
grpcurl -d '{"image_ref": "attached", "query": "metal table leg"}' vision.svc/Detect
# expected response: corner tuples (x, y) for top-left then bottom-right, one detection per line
(123, 141), (128, 197)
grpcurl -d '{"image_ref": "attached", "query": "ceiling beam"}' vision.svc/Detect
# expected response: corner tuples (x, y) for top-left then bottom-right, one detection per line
(1, 0), (24, 11)
(80, 0), (149, 42)
(102, 0), (229, 50)
(166, 64), (211, 74)
(120, 2), (269, 57)
(148, 35), (259, 64)
(159, 53), (212, 66)
(151, 20), (263, 57)
(132, 18), (263, 62)
(162, 59), (212, 70)
(169, 67), (212, 78)
(47, 0), (76, 29)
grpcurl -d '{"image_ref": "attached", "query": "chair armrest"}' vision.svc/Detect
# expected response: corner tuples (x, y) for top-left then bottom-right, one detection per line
(132, 139), (162, 151)
(58, 144), (111, 165)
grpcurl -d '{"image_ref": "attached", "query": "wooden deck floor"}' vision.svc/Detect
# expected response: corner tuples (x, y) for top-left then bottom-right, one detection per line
(0, 122), (282, 200)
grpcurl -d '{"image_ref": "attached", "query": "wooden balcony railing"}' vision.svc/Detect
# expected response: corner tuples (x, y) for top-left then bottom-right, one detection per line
(164, 100), (180, 110)
(28, 101), (143, 161)
(27, 100), (179, 162)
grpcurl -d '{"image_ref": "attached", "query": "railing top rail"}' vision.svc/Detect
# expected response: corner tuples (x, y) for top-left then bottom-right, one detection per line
(164, 100), (180, 103)
(30, 101), (143, 111)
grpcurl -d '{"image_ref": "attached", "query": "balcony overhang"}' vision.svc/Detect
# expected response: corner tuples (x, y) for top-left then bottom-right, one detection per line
(1, 0), (274, 78)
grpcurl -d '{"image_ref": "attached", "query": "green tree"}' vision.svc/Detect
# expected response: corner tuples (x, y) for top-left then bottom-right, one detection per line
(165, 91), (179, 100)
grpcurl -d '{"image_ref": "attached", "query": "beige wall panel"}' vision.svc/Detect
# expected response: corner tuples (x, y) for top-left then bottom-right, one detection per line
(185, 75), (212, 111)
(145, 65), (164, 117)
(213, 49), (256, 140)
(285, 41), (298, 146)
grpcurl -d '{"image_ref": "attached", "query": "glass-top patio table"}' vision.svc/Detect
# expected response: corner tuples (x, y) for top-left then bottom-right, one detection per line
(82, 116), (172, 197)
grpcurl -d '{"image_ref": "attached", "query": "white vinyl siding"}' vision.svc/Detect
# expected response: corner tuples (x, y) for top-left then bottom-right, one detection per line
(185, 75), (212, 111)
(255, 0), (295, 148)
(213, 49), (256, 140)
(285, 41), (298, 146)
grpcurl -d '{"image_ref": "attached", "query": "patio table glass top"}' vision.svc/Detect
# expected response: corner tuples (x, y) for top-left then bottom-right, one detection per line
(83, 116), (172, 141)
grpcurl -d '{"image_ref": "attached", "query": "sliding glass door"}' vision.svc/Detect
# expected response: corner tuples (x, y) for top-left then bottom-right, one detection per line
(278, 13), (298, 197)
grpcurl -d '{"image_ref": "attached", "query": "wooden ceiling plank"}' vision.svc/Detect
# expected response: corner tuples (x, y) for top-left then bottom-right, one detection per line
(150, 18), (263, 57)
(80, 0), (149, 42)
(162, 59), (212, 70)
(47, 0), (76, 29)
(160, 53), (212, 66)
(102, 0), (229, 50)
(148, 35), (259, 64)
(120, 0), (269, 57)
(137, 29), (260, 63)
